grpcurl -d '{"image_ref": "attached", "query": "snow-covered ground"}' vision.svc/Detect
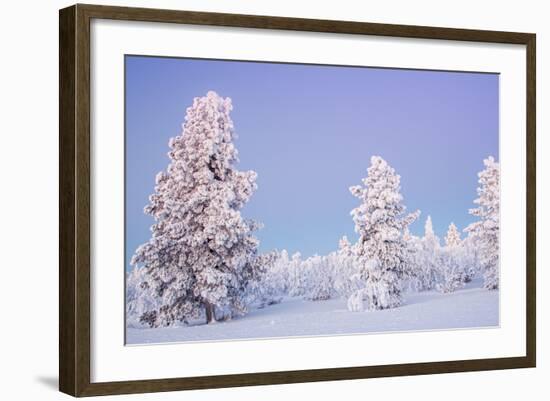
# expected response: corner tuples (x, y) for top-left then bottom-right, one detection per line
(126, 278), (498, 345)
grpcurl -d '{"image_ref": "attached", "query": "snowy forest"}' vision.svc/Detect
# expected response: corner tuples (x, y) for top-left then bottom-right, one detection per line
(126, 91), (499, 343)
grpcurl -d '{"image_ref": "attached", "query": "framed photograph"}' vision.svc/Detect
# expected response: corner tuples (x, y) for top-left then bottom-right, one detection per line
(59, 4), (536, 397)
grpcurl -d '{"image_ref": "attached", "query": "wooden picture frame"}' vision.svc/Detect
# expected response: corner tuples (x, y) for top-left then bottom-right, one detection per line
(59, 3), (536, 397)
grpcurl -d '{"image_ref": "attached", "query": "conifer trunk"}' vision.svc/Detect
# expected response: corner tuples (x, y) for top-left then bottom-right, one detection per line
(205, 301), (216, 324)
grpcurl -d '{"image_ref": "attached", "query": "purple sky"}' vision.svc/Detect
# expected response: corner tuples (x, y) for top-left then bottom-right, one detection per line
(125, 56), (498, 267)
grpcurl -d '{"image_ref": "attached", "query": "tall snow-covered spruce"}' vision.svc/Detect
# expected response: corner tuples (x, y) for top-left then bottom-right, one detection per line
(466, 156), (500, 290)
(130, 91), (261, 326)
(348, 156), (420, 311)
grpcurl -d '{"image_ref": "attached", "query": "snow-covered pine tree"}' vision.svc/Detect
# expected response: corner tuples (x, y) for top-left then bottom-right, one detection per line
(402, 227), (424, 292)
(333, 236), (362, 299)
(271, 249), (291, 295)
(339, 236), (352, 255)
(418, 215), (441, 291)
(244, 251), (283, 309)
(444, 222), (461, 247)
(303, 255), (335, 301)
(348, 156), (420, 311)
(130, 91), (261, 327)
(126, 266), (160, 328)
(438, 222), (465, 293)
(460, 232), (480, 282)
(465, 156), (500, 290)
(423, 216), (440, 249)
(287, 252), (306, 297)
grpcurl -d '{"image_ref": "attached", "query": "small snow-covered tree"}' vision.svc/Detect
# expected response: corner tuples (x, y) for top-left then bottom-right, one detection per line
(438, 223), (465, 293)
(271, 249), (291, 295)
(130, 91), (261, 326)
(460, 232), (481, 282)
(303, 255), (335, 301)
(416, 216), (441, 291)
(445, 223), (461, 248)
(333, 236), (362, 299)
(402, 227), (425, 292)
(348, 156), (420, 311)
(242, 251), (284, 309)
(465, 156), (500, 290)
(423, 216), (440, 250)
(339, 236), (352, 255)
(126, 267), (160, 328)
(287, 252), (306, 296)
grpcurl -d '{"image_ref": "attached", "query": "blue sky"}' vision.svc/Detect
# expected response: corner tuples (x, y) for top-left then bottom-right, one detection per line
(125, 56), (498, 268)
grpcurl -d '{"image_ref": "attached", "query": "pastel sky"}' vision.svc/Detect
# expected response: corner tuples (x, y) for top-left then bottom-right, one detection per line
(125, 55), (498, 269)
